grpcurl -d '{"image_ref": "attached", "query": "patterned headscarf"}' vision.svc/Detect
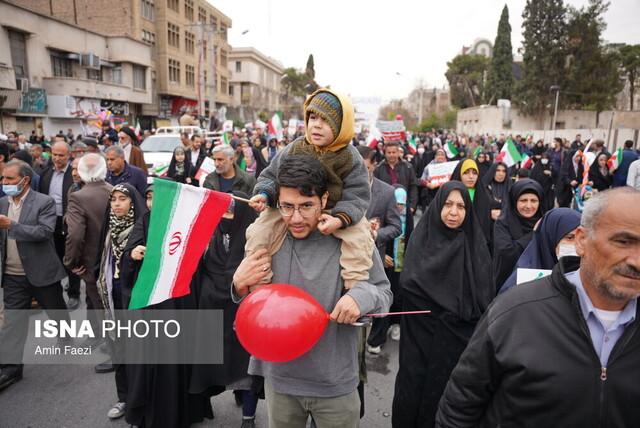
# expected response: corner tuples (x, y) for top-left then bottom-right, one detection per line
(109, 184), (136, 278)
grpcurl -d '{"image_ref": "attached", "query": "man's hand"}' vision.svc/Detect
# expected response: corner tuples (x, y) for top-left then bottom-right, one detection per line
(369, 218), (380, 240)
(329, 295), (361, 324)
(0, 215), (11, 230)
(232, 248), (271, 298)
(318, 214), (342, 235)
(384, 254), (394, 268)
(249, 194), (267, 213)
(131, 245), (146, 261)
(72, 266), (87, 275)
(570, 180), (578, 187)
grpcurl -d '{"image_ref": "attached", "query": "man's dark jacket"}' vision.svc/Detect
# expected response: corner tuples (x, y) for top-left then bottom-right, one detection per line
(373, 160), (418, 211)
(436, 257), (640, 428)
(39, 164), (73, 214)
(202, 164), (256, 195)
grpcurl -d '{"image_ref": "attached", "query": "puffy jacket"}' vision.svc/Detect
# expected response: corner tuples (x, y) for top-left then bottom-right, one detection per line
(436, 257), (640, 428)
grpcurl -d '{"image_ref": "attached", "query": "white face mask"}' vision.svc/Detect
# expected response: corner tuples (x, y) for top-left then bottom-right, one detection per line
(541, 159), (549, 165)
(557, 243), (578, 258)
(417, 147), (425, 155)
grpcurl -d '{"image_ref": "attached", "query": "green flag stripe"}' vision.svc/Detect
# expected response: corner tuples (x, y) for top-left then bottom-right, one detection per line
(507, 141), (522, 162)
(129, 180), (181, 308)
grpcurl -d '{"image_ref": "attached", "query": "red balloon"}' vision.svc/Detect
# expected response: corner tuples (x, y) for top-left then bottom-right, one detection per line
(235, 283), (330, 363)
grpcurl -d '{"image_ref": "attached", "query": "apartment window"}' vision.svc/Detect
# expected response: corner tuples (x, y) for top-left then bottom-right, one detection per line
(133, 65), (146, 89)
(141, 0), (154, 20)
(220, 49), (227, 68)
(185, 31), (195, 55)
(142, 30), (156, 45)
(51, 54), (73, 77)
(203, 70), (207, 85)
(9, 30), (28, 78)
(185, 64), (195, 87)
(167, 23), (180, 48)
(203, 41), (207, 60)
(167, 0), (178, 12)
(168, 59), (180, 83)
(198, 7), (206, 23)
(220, 24), (227, 40)
(184, 0), (193, 21)
(229, 84), (234, 96)
(106, 66), (123, 84)
(235, 61), (241, 73)
(87, 68), (102, 81)
(209, 15), (217, 31)
(220, 76), (228, 95)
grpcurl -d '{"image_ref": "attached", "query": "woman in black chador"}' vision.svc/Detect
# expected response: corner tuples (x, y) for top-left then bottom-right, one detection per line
(392, 181), (494, 428)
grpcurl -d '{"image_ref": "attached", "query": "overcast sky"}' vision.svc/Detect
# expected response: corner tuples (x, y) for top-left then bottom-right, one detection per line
(213, 0), (640, 101)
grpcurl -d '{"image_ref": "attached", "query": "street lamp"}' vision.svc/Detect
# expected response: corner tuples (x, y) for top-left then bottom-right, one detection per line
(550, 85), (561, 140)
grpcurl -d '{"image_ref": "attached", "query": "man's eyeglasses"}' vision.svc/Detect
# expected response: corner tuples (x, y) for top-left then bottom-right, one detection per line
(277, 202), (320, 218)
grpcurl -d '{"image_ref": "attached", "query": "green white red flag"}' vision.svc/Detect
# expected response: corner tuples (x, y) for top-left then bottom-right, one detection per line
(128, 180), (231, 309)
(497, 138), (522, 167)
(608, 147), (623, 172)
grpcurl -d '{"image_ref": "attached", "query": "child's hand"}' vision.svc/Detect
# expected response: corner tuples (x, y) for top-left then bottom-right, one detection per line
(249, 194), (267, 212)
(318, 214), (343, 235)
(186, 177), (192, 184)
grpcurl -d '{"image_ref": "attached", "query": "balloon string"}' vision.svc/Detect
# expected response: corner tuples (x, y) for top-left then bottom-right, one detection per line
(365, 310), (431, 318)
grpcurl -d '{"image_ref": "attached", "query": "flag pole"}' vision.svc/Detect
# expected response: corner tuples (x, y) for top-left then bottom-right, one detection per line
(230, 195), (252, 204)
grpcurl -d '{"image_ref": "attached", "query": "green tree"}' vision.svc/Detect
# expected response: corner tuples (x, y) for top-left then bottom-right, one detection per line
(564, 0), (622, 115)
(305, 54), (315, 79)
(445, 54), (489, 109)
(619, 44), (640, 110)
(515, 0), (568, 116)
(485, 5), (514, 104)
(280, 67), (307, 97)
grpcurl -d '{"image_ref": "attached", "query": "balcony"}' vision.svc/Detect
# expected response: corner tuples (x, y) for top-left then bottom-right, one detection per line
(42, 76), (151, 104)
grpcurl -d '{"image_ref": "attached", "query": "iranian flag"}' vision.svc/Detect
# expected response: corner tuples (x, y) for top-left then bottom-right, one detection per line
(268, 113), (284, 141)
(497, 138), (522, 167)
(521, 153), (533, 169)
(222, 132), (230, 145)
(444, 141), (459, 159)
(407, 135), (418, 155)
(128, 180), (231, 309)
(608, 147), (623, 172)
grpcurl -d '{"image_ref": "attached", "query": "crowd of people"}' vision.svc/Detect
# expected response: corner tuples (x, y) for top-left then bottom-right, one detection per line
(0, 88), (639, 428)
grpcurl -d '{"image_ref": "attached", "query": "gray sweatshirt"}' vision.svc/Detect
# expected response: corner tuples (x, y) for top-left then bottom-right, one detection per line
(247, 230), (392, 397)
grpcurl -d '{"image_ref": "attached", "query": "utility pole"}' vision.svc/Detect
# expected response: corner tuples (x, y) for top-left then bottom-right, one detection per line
(550, 85), (561, 141)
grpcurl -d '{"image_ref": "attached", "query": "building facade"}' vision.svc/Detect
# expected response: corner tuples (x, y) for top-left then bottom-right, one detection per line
(6, 0), (232, 127)
(0, 0), (152, 135)
(228, 47), (283, 122)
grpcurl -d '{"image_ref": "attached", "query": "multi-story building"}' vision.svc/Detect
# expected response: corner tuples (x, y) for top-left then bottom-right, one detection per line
(6, 0), (232, 127)
(0, 0), (152, 135)
(228, 47), (283, 122)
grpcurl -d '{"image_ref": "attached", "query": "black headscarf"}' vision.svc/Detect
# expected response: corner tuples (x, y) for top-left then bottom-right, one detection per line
(499, 179), (545, 240)
(451, 160), (493, 246)
(499, 208), (581, 293)
(588, 153), (613, 191)
(401, 181), (493, 321)
(167, 146), (194, 183)
(481, 162), (510, 206)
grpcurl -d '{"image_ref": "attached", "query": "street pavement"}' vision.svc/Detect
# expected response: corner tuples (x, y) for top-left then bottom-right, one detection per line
(0, 284), (400, 428)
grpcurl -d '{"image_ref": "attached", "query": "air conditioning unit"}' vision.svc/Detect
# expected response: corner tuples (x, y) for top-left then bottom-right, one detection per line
(80, 53), (101, 70)
(15, 77), (29, 93)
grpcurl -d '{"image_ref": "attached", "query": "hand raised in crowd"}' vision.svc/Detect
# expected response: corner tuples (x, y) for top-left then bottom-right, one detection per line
(329, 294), (361, 324)
(233, 248), (271, 298)
(249, 194), (267, 213)
(369, 218), (380, 240)
(131, 245), (146, 261)
(318, 214), (343, 235)
(0, 215), (11, 229)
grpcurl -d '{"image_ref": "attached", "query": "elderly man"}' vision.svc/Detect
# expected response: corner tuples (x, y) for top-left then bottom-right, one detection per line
(105, 146), (147, 197)
(38, 141), (80, 309)
(64, 154), (113, 366)
(233, 155), (392, 428)
(203, 144), (255, 195)
(0, 161), (69, 391)
(436, 187), (640, 427)
(70, 141), (87, 159)
(117, 127), (148, 175)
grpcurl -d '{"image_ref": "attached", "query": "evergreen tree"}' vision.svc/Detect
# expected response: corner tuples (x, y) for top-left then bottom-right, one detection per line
(515, 0), (568, 116)
(305, 54), (315, 79)
(445, 54), (489, 109)
(486, 5), (514, 104)
(564, 0), (622, 115)
(618, 44), (640, 110)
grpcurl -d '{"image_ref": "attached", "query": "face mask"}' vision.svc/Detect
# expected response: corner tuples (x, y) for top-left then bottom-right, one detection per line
(541, 159), (549, 165)
(3, 178), (25, 197)
(557, 243), (577, 258)
(417, 147), (425, 155)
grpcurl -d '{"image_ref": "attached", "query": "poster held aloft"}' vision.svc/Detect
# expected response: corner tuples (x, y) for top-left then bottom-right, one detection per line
(426, 160), (459, 186)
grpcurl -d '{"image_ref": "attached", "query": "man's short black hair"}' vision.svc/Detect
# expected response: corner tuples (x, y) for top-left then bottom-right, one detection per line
(277, 155), (327, 198)
(624, 140), (634, 149)
(356, 145), (375, 162)
(384, 141), (400, 151)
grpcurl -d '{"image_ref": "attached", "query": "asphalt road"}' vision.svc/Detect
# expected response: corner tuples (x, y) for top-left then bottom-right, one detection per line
(0, 284), (400, 428)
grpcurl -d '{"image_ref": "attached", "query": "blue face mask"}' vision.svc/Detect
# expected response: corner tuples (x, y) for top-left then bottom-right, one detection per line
(3, 178), (25, 197)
